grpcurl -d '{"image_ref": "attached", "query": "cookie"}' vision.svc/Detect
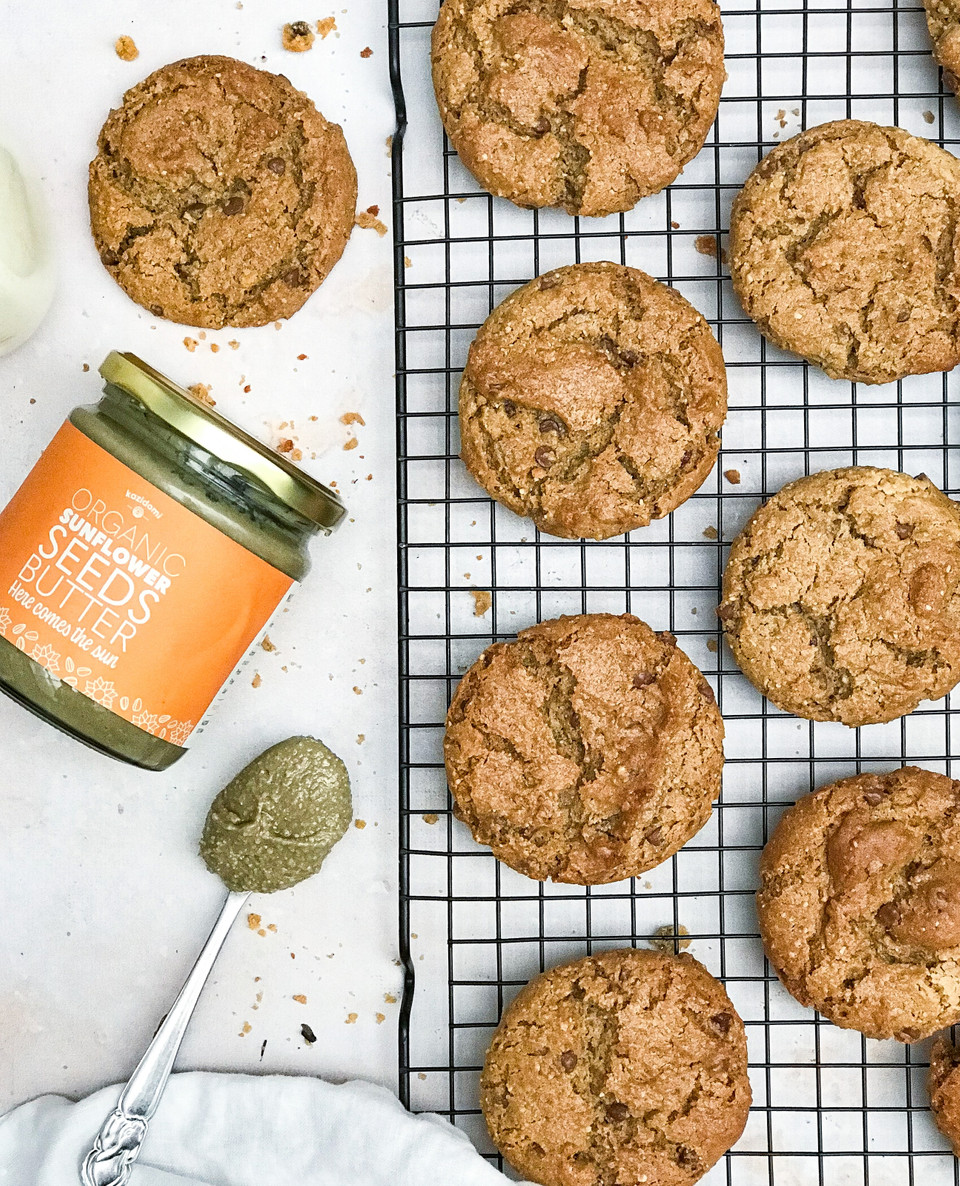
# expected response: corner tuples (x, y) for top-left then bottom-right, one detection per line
(924, 0), (960, 92)
(431, 0), (724, 217)
(444, 613), (724, 885)
(89, 55), (357, 328)
(459, 263), (727, 541)
(929, 1037), (960, 1154)
(758, 767), (960, 1042)
(481, 949), (751, 1186)
(718, 467), (960, 727)
(728, 120), (960, 384)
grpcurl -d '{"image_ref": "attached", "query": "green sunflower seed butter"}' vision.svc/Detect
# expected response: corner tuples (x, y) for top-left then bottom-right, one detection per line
(200, 736), (353, 892)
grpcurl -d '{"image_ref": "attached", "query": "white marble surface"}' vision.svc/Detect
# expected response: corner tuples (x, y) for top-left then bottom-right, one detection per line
(0, 0), (401, 1112)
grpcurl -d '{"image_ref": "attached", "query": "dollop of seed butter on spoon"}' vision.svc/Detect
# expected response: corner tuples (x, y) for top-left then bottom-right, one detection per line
(80, 738), (352, 1185)
(200, 735), (353, 893)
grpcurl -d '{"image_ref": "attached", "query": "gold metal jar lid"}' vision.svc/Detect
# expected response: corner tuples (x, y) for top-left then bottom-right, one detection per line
(99, 351), (346, 533)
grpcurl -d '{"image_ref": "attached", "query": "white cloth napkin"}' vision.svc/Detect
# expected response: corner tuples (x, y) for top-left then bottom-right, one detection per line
(0, 1072), (522, 1186)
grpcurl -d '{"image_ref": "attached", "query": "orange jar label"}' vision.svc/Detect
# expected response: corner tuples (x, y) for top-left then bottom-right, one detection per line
(0, 422), (293, 744)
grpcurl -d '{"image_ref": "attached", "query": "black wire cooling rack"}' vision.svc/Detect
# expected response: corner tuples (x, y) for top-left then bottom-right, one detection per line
(389, 0), (960, 1179)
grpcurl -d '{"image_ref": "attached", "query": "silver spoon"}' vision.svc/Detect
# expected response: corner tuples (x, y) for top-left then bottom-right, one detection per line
(79, 890), (250, 1186)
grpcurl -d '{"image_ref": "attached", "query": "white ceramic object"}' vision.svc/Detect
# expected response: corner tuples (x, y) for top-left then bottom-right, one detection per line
(0, 143), (55, 356)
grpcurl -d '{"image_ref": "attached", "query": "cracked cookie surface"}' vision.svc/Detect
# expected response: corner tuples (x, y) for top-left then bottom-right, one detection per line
(481, 949), (751, 1186)
(89, 55), (357, 328)
(757, 767), (960, 1042)
(459, 262), (727, 540)
(718, 467), (960, 726)
(444, 613), (724, 885)
(929, 1036), (960, 1153)
(728, 120), (960, 384)
(924, 0), (960, 92)
(431, 0), (724, 216)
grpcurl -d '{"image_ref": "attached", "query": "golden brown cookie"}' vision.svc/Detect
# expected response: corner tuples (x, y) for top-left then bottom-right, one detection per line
(930, 1036), (960, 1154)
(444, 613), (724, 885)
(729, 120), (960, 384)
(431, 0), (724, 217)
(459, 263), (727, 541)
(924, 0), (960, 92)
(89, 55), (357, 328)
(718, 467), (960, 727)
(481, 949), (751, 1186)
(758, 767), (960, 1042)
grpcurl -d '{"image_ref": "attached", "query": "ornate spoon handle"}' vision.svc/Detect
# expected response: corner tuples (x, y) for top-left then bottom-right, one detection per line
(80, 890), (251, 1186)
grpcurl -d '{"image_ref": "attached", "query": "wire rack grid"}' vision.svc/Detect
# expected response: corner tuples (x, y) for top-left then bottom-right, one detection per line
(388, 1), (960, 1182)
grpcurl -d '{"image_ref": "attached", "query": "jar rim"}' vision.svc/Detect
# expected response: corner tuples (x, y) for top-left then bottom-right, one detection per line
(99, 351), (346, 533)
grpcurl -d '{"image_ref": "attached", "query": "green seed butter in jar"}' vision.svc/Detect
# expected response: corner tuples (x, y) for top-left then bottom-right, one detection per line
(0, 351), (345, 770)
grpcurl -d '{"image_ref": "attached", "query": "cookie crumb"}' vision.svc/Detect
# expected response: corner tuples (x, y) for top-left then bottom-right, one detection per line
(341, 411), (366, 426)
(282, 21), (315, 51)
(376, 1012), (386, 1024)
(422, 813), (439, 825)
(184, 337), (198, 352)
(357, 733), (365, 744)
(671, 220), (680, 229)
(724, 468), (741, 485)
(188, 383), (215, 406)
(240, 1021), (252, 1035)
(251, 672), (262, 688)
(353, 686), (362, 695)
(261, 635), (277, 652)
(707, 638), (719, 653)
(366, 204), (380, 217)
(355, 819), (367, 829)
(385, 992), (397, 1004)
(210, 342), (220, 353)
(924, 110), (936, 124)
(703, 525), (719, 540)
(82, 363), (90, 372)
(277, 438), (295, 454)
(247, 913), (261, 930)
(695, 234), (727, 263)
(293, 994), (308, 1004)
(471, 589), (492, 617)
(360, 46), (373, 58)
(355, 210), (388, 236)
(115, 35), (139, 61)
(404, 255), (412, 268)
(297, 353), (308, 360)
(228, 340), (240, 350)
(344, 437), (359, 450)
(650, 924), (691, 953)
(316, 15), (337, 36)
(345, 1012), (358, 1024)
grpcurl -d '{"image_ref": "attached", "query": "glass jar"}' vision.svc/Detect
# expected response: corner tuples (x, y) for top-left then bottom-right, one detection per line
(0, 351), (345, 770)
